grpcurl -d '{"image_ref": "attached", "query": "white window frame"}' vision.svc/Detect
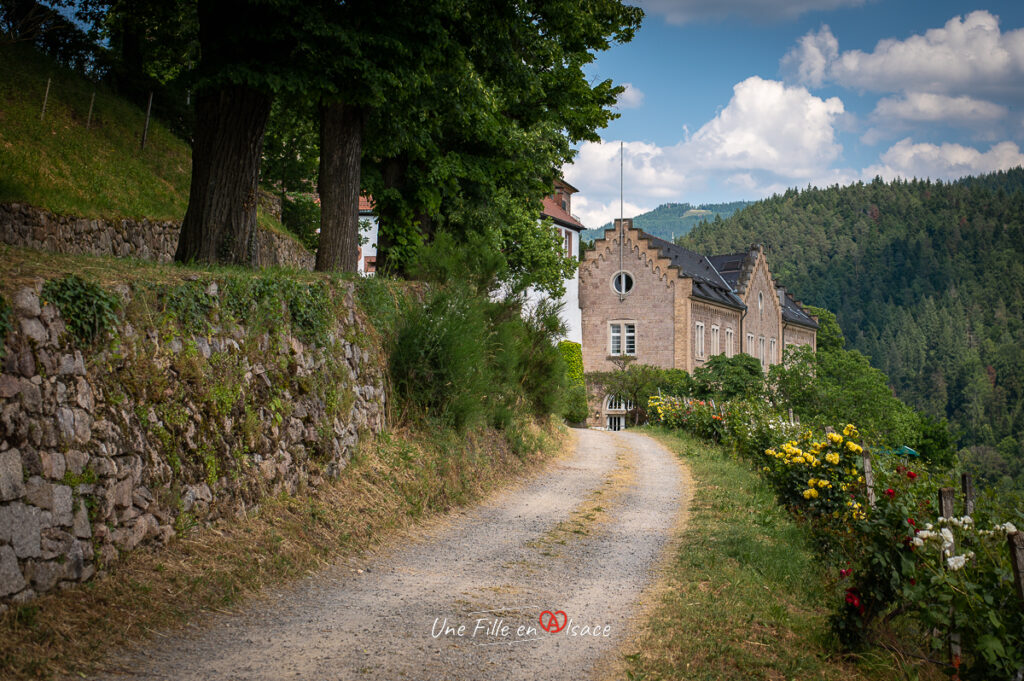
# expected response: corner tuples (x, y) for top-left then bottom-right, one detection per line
(769, 337), (777, 365)
(609, 321), (636, 356)
(605, 395), (635, 412)
(725, 328), (734, 357)
(711, 325), (720, 356)
(746, 333), (754, 354)
(759, 336), (766, 365)
(695, 321), (705, 359)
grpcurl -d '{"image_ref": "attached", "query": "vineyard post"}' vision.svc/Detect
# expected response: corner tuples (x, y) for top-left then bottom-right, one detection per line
(862, 447), (876, 506)
(140, 91), (153, 150)
(960, 473), (975, 516)
(40, 77), (51, 121)
(86, 91), (96, 129)
(1009, 531), (1024, 606)
(938, 487), (961, 677)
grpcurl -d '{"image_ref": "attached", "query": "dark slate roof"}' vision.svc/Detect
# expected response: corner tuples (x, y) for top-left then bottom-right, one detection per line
(642, 233), (746, 310)
(778, 287), (819, 329)
(706, 252), (747, 289)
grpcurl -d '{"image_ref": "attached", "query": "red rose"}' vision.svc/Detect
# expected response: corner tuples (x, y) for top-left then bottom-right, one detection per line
(907, 471), (917, 479)
(907, 518), (915, 526)
(885, 488), (896, 498)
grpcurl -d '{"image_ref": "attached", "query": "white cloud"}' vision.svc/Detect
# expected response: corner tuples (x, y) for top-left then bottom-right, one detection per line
(864, 139), (1024, 181)
(787, 11), (1024, 97)
(872, 92), (1008, 123)
(570, 195), (653, 231)
(686, 77), (845, 177)
(781, 25), (838, 87)
(638, 0), (867, 25)
(615, 83), (645, 109)
(565, 77), (849, 221)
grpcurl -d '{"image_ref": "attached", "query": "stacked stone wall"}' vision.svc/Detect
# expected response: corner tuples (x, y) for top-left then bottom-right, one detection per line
(0, 280), (385, 607)
(0, 203), (314, 270)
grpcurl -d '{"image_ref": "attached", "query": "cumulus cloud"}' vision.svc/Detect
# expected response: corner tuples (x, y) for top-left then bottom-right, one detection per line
(787, 11), (1024, 97)
(638, 0), (867, 25)
(686, 76), (845, 177)
(569, 195), (654, 231)
(615, 83), (645, 109)
(872, 92), (1008, 123)
(564, 78), (849, 223)
(781, 25), (838, 87)
(864, 139), (1024, 181)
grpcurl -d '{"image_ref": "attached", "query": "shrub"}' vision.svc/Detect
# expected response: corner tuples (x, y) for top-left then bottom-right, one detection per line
(558, 341), (588, 423)
(41, 274), (120, 342)
(281, 193), (321, 251)
(692, 352), (764, 400)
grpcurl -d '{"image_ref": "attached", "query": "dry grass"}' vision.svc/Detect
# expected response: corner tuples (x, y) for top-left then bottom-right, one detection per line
(0, 422), (568, 680)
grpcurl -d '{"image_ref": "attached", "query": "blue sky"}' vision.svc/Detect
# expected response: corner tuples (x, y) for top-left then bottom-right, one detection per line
(563, 1), (1024, 228)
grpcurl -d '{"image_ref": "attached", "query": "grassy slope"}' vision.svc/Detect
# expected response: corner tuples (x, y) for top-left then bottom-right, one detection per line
(0, 43), (191, 221)
(0, 44), (294, 239)
(620, 428), (940, 681)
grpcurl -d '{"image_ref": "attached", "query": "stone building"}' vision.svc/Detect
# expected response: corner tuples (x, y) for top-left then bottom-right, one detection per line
(579, 219), (818, 429)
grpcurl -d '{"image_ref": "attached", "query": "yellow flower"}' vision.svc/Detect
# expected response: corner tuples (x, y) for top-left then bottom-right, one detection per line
(792, 456), (806, 464)
(808, 478), (818, 486)
(817, 479), (831, 488)
(845, 441), (862, 454)
(825, 452), (840, 465)
(827, 432), (843, 445)
(802, 488), (819, 499)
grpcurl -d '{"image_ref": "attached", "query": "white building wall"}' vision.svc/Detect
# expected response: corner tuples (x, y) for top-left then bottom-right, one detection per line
(525, 227), (581, 343)
(357, 215), (378, 275)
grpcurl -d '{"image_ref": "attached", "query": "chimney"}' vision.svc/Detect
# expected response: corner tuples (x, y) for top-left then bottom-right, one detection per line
(613, 218), (633, 231)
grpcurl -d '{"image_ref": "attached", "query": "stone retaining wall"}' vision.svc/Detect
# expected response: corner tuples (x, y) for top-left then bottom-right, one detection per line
(0, 280), (385, 607)
(0, 203), (314, 270)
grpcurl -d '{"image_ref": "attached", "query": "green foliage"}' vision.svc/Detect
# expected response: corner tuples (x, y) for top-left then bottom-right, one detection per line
(682, 170), (1024, 486)
(692, 353), (764, 401)
(558, 341), (589, 423)
(803, 305), (844, 351)
(386, 235), (568, 431)
(280, 194), (321, 252)
(41, 274), (121, 342)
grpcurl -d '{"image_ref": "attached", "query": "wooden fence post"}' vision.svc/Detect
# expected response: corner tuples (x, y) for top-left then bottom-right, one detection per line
(40, 77), (51, 121)
(862, 447), (876, 506)
(140, 91), (153, 150)
(938, 486), (961, 677)
(788, 408), (794, 425)
(961, 473), (975, 516)
(938, 487), (956, 523)
(86, 91), (96, 129)
(1009, 531), (1024, 606)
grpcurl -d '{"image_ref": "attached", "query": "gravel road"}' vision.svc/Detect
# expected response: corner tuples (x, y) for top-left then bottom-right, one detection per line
(97, 429), (688, 681)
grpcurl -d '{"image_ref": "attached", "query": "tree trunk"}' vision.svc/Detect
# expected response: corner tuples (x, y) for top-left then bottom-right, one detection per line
(316, 101), (362, 272)
(175, 85), (271, 265)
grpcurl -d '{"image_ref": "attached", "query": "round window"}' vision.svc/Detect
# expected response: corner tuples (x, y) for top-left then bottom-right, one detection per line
(612, 271), (634, 294)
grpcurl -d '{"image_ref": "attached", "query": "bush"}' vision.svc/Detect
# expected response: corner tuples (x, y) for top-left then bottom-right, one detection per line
(558, 341), (588, 423)
(692, 353), (764, 400)
(41, 274), (120, 342)
(281, 193), (321, 251)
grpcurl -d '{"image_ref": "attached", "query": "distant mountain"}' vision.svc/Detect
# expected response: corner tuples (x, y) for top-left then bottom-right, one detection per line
(581, 201), (754, 243)
(680, 169), (1024, 488)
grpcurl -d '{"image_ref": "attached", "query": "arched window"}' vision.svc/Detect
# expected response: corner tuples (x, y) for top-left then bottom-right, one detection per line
(605, 395), (635, 412)
(758, 291), (764, 318)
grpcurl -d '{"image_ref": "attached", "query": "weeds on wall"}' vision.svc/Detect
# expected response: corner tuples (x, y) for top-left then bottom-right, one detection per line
(41, 274), (121, 342)
(0, 294), (11, 357)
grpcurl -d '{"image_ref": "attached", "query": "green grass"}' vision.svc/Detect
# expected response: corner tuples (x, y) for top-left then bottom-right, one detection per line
(0, 43), (301, 246)
(619, 428), (934, 681)
(0, 43), (191, 220)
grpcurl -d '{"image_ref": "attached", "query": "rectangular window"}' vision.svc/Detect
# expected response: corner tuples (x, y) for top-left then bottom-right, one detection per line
(759, 336), (766, 365)
(725, 328), (734, 356)
(624, 323), (636, 355)
(695, 322), (705, 359)
(747, 333), (754, 354)
(610, 323), (636, 356)
(563, 229), (573, 258)
(711, 325), (720, 356)
(770, 338), (777, 365)
(610, 324), (621, 355)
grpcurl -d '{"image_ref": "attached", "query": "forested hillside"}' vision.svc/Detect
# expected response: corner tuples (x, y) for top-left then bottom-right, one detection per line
(582, 200), (751, 242)
(681, 169), (1024, 490)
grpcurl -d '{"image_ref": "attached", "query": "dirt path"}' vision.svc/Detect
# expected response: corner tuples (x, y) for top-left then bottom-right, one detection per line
(96, 429), (688, 681)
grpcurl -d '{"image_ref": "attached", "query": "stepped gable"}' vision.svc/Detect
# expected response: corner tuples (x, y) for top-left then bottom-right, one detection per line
(639, 232), (746, 310)
(777, 286), (819, 329)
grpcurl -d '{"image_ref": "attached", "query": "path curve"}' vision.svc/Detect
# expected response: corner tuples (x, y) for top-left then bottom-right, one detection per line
(98, 429), (686, 681)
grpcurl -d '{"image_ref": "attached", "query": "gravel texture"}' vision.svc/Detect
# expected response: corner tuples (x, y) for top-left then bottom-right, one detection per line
(96, 429), (687, 681)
